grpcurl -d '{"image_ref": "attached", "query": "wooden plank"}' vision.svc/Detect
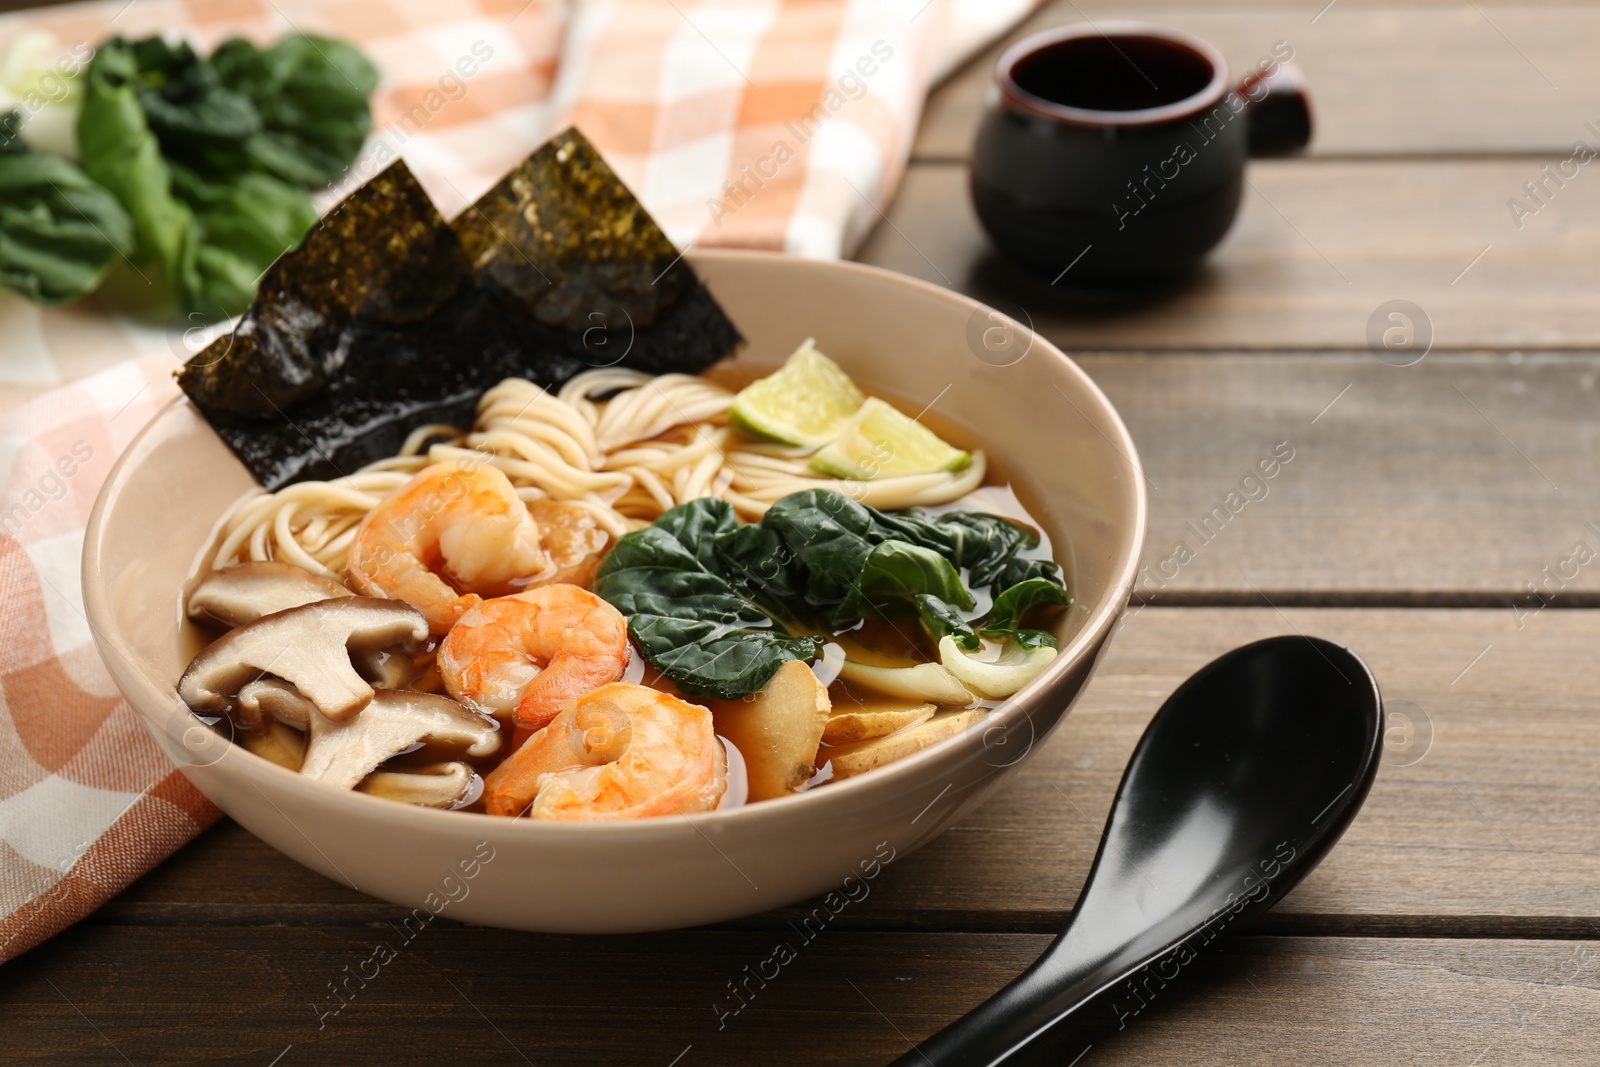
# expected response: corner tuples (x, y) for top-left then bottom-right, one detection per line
(3, 926), (1598, 1065)
(86, 608), (1600, 937)
(919, 2), (1600, 160)
(868, 607), (1600, 935)
(858, 159), (1600, 350)
(1079, 351), (1600, 599)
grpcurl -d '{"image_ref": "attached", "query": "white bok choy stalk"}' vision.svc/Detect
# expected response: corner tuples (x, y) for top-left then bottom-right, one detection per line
(834, 635), (1056, 706)
(0, 32), (89, 158)
(937, 636), (1057, 700)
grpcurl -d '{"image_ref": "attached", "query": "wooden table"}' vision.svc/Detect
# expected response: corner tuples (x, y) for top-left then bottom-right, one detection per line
(8, 2), (1600, 1063)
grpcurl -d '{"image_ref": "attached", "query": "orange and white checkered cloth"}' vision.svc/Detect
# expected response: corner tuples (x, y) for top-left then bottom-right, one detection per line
(0, 0), (1036, 961)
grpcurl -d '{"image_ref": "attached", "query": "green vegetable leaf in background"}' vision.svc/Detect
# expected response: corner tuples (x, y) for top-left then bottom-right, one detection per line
(596, 490), (1072, 698)
(213, 34), (378, 186)
(168, 162), (318, 318)
(0, 110), (21, 152)
(65, 34), (373, 320)
(177, 170), (317, 320)
(0, 111), (136, 306)
(125, 37), (260, 168)
(76, 36), (340, 320)
(77, 38), (192, 285)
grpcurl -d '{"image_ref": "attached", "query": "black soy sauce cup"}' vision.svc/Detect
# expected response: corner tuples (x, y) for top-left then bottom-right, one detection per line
(970, 22), (1312, 287)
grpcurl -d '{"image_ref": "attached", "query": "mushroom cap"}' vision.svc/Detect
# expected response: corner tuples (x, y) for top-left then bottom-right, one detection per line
(186, 562), (352, 628)
(188, 563), (428, 690)
(177, 597), (429, 722)
(239, 679), (500, 792)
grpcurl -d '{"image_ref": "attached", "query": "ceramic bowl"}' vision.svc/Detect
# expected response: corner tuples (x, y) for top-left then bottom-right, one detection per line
(81, 250), (1147, 933)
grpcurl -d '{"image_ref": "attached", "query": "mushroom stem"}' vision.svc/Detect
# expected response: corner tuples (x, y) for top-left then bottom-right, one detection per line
(238, 679), (500, 791)
(358, 762), (479, 808)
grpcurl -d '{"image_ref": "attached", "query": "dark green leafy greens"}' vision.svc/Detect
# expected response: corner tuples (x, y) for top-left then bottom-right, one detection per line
(977, 578), (1072, 650)
(66, 34), (375, 318)
(0, 111), (135, 305)
(593, 490), (1071, 699)
(121, 37), (260, 163)
(168, 163), (318, 319)
(592, 499), (824, 700)
(211, 35), (378, 186)
(77, 41), (191, 283)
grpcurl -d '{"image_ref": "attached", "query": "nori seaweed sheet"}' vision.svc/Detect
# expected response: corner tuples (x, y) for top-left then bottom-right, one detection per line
(179, 128), (743, 488)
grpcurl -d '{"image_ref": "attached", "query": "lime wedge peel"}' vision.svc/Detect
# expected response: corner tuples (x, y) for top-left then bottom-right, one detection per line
(810, 397), (971, 481)
(728, 339), (865, 447)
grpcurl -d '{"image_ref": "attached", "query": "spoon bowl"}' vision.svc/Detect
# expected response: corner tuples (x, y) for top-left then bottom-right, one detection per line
(897, 634), (1383, 1065)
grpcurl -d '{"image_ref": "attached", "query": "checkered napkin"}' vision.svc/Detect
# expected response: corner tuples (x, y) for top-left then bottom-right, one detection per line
(0, 0), (1036, 961)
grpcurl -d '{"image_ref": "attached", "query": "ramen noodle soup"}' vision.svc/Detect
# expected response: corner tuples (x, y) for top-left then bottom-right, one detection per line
(178, 343), (1072, 820)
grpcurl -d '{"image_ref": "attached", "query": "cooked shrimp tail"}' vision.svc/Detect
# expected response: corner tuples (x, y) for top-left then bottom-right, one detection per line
(484, 682), (726, 819)
(438, 584), (630, 730)
(347, 461), (546, 635)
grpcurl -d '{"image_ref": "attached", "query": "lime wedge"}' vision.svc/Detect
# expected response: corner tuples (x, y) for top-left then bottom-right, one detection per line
(729, 339), (865, 447)
(810, 398), (970, 480)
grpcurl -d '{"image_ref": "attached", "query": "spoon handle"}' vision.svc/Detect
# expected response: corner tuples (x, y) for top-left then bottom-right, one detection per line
(888, 938), (1114, 1066)
(890, 915), (1252, 1066)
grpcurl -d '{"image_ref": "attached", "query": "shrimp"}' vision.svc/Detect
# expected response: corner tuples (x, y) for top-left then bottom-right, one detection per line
(525, 499), (610, 588)
(437, 584), (629, 729)
(484, 682), (726, 819)
(346, 462), (608, 636)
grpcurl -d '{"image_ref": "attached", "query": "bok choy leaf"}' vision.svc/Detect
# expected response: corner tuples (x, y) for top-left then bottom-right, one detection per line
(0, 114), (134, 305)
(595, 490), (1071, 699)
(592, 498), (824, 700)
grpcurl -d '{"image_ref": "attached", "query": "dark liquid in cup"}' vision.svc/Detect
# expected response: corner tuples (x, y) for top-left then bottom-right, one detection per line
(1011, 36), (1214, 112)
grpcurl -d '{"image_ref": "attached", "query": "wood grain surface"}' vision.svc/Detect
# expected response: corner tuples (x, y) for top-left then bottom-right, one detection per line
(856, 159), (1600, 351)
(6, 927), (1599, 1066)
(1080, 352), (1600, 598)
(917, 3), (1600, 160)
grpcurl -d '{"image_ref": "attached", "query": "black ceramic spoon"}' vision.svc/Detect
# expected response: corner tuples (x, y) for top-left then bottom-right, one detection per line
(892, 634), (1383, 1066)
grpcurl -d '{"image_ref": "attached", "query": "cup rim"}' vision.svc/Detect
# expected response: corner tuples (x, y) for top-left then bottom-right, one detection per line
(995, 21), (1232, 128)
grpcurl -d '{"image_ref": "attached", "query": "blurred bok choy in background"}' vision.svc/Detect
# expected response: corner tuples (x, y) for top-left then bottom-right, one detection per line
(0, 31), (376, 317)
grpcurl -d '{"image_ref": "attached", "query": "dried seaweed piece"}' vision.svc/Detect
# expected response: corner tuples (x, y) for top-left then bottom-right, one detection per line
(179, 161), (470, 418)
(197, 283), (588, 487)
(455, 128), (683, 328)
(451, 128), (740, 375)
(179, 130), (742, 489)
